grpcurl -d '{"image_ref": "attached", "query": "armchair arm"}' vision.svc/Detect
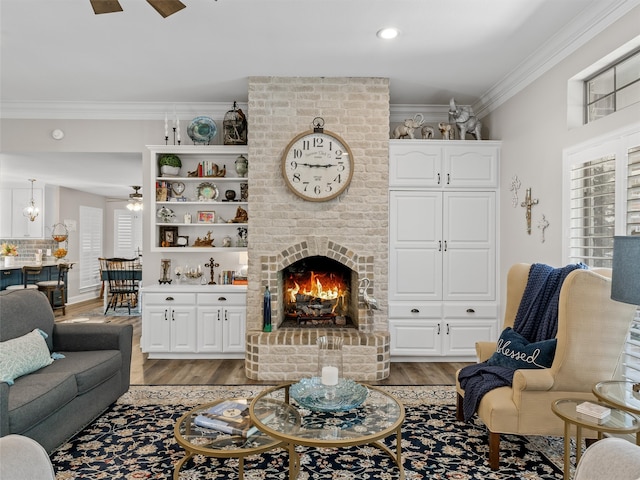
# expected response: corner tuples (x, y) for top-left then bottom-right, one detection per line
(0, 382), (9, 436)
(53, 323), (132, 353)
(475, 341), (496, 362)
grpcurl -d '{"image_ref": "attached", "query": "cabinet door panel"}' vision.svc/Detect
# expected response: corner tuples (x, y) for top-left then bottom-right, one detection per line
(170, 307), (197, 352)
(197, 307), (223, 352)
(445, 145), (498, 187)
(389, 320), (441, 355)
(0, 189), (11, 238)
(223, 307), (246, 353)
(389, 191), (442, 301)
(142, 307), (171, 352)
(389, 142), (442, 187)
(443, 192), (495, 300)
(443, 320), (497, 356)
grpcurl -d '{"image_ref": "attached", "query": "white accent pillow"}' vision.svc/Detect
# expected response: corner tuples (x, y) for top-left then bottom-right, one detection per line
(0, 329), (54, 385)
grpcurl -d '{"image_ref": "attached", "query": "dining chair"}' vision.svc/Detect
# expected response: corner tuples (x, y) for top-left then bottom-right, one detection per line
(104, 258), (140, 315)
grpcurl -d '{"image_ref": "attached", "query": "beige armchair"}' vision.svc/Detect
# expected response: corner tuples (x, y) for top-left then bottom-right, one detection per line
(455, 263), (637, 470)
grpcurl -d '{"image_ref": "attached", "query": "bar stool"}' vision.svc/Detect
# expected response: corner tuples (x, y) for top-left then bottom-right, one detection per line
(37, 264), (70, 315)
(6, 266), (43, 290)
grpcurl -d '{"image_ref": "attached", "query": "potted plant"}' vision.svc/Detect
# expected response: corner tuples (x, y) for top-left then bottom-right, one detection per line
(158, 154), (182, 176)
(1, 242), (18, 267)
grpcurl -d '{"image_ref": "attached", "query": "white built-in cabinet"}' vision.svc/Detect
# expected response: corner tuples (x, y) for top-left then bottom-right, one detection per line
(388, 140), (501, 360)
(141, 285), (246, 359)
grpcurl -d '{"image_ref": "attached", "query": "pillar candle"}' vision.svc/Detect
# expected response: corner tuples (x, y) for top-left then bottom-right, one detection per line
(321, 366), (339, 386)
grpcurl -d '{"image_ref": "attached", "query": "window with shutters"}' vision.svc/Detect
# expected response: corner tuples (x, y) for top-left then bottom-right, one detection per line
(79, 206), (103, 290)
(564, 126), (640, 381)
(114, 209), (142, 258)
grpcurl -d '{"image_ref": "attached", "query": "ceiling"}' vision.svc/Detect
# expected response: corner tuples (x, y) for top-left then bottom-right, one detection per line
(1, 0), (637, 198)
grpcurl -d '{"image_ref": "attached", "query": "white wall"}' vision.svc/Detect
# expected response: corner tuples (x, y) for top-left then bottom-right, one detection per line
(483, 5), (640, 312)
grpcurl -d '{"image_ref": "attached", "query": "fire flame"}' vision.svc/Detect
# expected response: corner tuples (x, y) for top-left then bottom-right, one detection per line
(285, 271), (348, 314)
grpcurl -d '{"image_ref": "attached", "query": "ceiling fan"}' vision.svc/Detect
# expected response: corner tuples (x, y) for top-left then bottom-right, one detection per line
(90, 0), (186, 18)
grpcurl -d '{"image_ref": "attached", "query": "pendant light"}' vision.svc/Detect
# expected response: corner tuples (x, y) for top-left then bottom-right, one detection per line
(23, 179), (40, 222)
(127, 186), (143, 211)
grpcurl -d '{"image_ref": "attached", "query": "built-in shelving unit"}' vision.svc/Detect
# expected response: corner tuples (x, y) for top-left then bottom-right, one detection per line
(148, 145), (248, 253)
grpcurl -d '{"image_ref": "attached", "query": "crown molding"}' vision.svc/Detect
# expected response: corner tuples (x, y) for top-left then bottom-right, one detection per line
(472, 0), (640, 117)
(0, 101), (245, 120)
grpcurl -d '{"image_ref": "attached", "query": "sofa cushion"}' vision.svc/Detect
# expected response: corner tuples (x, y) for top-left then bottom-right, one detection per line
(0, 329), (54, 385)
(0, 290), (55, 349)
(486, 327), (557, 370)
(8, 373), (77, 434)
(40, 350), (122, 394)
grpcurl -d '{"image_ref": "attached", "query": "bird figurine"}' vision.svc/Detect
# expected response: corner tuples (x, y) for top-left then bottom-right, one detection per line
(359, 278), (379, 310)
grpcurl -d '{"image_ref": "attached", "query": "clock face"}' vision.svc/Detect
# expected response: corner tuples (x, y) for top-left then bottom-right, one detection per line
(282, 130), (354, 201)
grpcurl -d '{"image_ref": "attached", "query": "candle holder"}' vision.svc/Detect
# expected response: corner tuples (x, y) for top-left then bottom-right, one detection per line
(317, 335), (343, 402)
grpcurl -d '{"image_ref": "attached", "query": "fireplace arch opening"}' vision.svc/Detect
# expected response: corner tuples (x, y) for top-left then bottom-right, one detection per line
(279, 255), (357, 328)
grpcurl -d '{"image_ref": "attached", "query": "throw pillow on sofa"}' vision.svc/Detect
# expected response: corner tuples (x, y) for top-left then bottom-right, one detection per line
(486, 327), (557, 370)
(0, 329), (54, 385)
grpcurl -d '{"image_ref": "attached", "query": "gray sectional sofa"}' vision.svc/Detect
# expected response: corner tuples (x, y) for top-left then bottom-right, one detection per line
(0, 289), (133, 453)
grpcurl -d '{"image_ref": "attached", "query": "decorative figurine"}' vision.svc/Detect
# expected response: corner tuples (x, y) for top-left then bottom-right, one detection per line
(421, 125), (435, 139)
(237, 227), (248, 247)
(438, 122), (455, 140)
(230, 206), (248, 223)
(159, 259), (172, 284)
(194, 231), (215, 247)
(392, 113), (424, 139)
(449, 98), (482, 140)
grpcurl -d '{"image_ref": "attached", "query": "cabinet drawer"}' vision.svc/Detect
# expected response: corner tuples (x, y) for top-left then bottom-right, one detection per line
(198, 292), (246, 306)
(443, 304), (498, 318)
(143, 293), (196, 305)
(389, 302), (442, 318)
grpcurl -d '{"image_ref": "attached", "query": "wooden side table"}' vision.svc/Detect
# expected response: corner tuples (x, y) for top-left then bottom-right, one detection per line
(551, 398), (640, 480)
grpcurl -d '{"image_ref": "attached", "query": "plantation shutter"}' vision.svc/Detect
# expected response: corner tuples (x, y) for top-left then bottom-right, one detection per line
(114, 209), (142, 258)
(79, 206), (103, 289)
(568, 155), (616, 267)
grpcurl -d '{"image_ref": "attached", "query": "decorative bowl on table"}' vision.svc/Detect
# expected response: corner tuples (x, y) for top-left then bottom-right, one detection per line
(290, 377), (368, 412)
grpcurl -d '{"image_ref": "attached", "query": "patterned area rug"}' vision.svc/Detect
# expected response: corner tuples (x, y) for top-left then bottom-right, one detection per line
(51, 385), (569, 479)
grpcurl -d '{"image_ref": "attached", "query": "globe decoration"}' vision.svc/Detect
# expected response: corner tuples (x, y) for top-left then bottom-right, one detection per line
(187, 116), (217, 145)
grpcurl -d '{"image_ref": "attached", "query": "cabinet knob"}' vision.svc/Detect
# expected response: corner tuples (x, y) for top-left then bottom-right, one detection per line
(466, 308), (475, 313)
(218, 296), (227, 301)
(447, 173), (451, 185)
(446, 323), (450, 335)
(411, 308), (420, 313)
(165, 296), (174, 301)
(437, 324), (441, 335)
(224, 311), (228, 321)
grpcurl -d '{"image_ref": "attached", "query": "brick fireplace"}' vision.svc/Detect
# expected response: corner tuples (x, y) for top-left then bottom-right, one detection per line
(244, 77), (390, 381)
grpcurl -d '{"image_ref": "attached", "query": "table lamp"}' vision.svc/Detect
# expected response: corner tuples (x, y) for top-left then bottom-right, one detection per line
(611, 236), (640, 306)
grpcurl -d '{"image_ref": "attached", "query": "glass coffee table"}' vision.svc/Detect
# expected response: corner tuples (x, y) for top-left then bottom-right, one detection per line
(551, 398), (640, 480)
(173, 398), (285, 480)
(593, 380), (640, 415)
(249, 382), (406, 480)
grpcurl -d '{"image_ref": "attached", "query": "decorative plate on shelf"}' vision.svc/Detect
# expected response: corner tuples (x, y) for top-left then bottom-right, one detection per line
(188, 116), (217, 144)
(290, 377), (368, 412)
(197, 182), (219, 201)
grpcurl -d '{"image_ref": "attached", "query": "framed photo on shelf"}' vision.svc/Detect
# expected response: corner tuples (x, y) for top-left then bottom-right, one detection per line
(159, 226), (179, 247)
(198, 211), (216, 223)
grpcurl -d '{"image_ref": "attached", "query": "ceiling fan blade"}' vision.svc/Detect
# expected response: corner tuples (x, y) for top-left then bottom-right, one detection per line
(90, 0), (123, 14)
(146, 0), (186, 18)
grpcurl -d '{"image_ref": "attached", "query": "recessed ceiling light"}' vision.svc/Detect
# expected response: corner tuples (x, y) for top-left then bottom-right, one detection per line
(377, 27), (399, 40)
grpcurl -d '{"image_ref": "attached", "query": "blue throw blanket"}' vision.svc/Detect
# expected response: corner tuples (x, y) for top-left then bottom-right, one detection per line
(458, 262), (588, 421)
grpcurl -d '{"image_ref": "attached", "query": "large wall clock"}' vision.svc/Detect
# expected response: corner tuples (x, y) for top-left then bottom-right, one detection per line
(281, 118), (354, 202)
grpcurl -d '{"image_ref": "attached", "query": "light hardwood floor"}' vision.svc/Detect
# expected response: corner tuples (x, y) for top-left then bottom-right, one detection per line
(58, 299), (472, 386)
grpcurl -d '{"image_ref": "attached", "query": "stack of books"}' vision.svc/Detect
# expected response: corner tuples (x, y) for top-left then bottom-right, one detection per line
(194, 400), (259, 438)
(576, 401), (611, 424)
